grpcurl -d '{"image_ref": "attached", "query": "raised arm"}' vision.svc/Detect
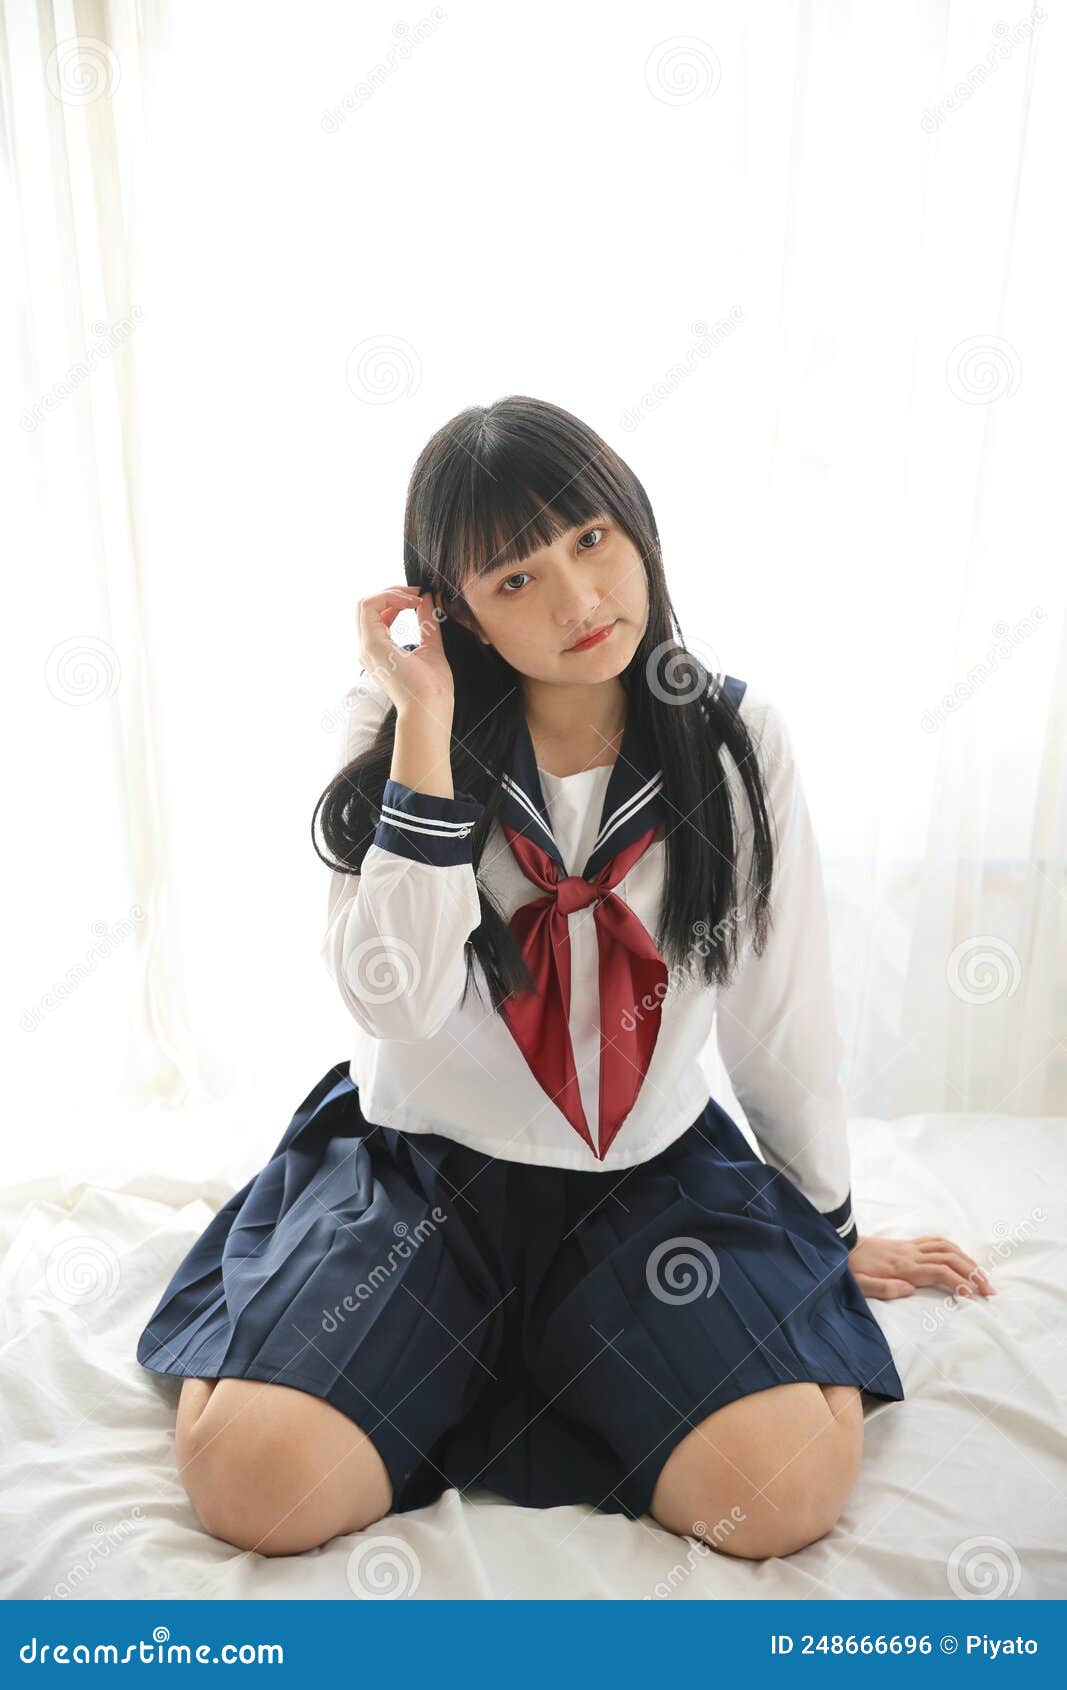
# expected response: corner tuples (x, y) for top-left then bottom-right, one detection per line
(320, 670), (485, 1042)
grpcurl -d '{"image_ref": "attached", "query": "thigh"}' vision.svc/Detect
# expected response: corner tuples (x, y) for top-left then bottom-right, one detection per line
(175, 1376), (394, 1555)
(525, 1129), (889, 1521)
(650, 1380), (863, 1559)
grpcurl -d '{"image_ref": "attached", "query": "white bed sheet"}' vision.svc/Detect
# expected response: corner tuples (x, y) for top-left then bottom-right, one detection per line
(1, 1109), (1064, 1600)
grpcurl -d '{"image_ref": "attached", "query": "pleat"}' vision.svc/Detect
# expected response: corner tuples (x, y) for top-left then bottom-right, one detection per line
(136, 1072), (904, 1519)
(136, 1070), (510, 1429)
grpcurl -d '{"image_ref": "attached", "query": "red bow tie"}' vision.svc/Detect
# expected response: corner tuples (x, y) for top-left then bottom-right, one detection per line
(499, 822), (668, 1159)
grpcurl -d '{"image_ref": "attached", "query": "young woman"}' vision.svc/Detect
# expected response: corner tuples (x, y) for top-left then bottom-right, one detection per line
(137, 396), (993, 1563)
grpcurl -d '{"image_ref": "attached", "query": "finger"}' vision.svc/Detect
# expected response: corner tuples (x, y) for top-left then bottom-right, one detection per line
(911, 1263), (978, 1297)
(916, 1249), (979, 1280)
(357, 587), (423, 617)
(914, 1239), (995, 1292)
(855, 1275), (915, 1300)
(916, 1238), (978, 1266)
(358, 590), (425, 636)
(916, 1250), (995, 1294)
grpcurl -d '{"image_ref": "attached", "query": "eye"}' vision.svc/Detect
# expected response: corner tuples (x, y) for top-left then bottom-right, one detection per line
(499, 571), (531, 595)
(497, 526), (607, 594)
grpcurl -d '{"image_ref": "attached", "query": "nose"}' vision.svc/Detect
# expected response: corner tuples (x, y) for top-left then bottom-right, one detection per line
(553, 581), (607, 628)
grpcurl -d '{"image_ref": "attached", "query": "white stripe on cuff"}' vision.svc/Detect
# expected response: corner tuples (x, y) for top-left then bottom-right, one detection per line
(379, 806), (474, 838)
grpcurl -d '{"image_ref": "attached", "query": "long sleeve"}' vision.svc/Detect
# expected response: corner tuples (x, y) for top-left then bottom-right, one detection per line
(714, 697), (857, 1249)
(320, 675), (486, 1042)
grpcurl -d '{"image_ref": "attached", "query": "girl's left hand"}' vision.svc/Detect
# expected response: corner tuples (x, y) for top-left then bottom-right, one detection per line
(848, 1235), (997, 1302)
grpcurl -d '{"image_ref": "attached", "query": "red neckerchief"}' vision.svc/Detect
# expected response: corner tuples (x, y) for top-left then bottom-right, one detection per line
(499, 820), (668, 1160)
(495, 676), (747, 1160)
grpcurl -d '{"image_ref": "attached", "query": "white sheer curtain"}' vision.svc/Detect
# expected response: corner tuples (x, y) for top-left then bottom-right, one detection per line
(3, 0), (207, 1133)
(3, 0), (1063, 1181)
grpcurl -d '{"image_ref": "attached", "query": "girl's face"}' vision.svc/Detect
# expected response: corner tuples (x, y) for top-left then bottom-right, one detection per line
(450, 514), (650, 685)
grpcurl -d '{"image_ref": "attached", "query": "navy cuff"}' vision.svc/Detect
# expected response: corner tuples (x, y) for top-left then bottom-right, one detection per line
(824, 1191), (857, 1250)
(373, 777), (484, 866)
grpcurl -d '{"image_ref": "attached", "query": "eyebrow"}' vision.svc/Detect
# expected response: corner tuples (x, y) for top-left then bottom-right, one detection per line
(475, 515), (610, 579)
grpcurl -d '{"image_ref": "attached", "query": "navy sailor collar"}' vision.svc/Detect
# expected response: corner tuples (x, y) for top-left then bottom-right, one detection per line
(499, 673), (747, 881)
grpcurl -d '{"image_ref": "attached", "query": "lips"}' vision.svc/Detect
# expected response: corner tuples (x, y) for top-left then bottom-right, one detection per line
(564, 620), (616, 652)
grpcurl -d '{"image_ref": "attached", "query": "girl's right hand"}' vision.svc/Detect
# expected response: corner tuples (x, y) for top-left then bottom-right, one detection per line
(357, 586), (456, 720)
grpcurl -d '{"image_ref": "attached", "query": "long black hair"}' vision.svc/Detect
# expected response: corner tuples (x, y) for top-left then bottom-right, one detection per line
(312, 395), (775, 1019)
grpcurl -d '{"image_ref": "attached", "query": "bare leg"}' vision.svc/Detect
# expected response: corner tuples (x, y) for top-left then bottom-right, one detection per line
(650, 1380), (863, 1559)
(176, 1378), (217, 1469)
(174, 1377), (394, 1555)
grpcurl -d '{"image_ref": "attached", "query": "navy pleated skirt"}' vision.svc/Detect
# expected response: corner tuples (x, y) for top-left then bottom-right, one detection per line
(137, 1062), (904, 1520)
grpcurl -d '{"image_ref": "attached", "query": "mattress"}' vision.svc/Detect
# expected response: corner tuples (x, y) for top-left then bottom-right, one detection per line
(1, 1108), (1063, 1599)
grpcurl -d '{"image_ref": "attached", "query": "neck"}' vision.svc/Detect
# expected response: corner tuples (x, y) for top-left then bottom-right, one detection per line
(522, 675), (628, 752)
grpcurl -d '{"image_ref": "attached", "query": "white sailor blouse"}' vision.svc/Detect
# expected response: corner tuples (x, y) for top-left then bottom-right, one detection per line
(320, 671), (858, 1249)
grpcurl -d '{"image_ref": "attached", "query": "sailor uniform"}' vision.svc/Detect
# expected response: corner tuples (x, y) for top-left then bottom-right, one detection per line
(136, 671), (904, 1520)
(319, 671), (859, 1242)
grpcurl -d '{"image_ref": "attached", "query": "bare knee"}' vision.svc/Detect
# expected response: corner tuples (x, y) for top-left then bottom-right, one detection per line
(651, 1382), (863, 1561)
(178, 1380), (393, 1555)
(723, 1462), (849, 1559)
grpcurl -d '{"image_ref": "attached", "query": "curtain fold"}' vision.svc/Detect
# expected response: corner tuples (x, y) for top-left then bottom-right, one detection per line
(3, 0), (204, 1108)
